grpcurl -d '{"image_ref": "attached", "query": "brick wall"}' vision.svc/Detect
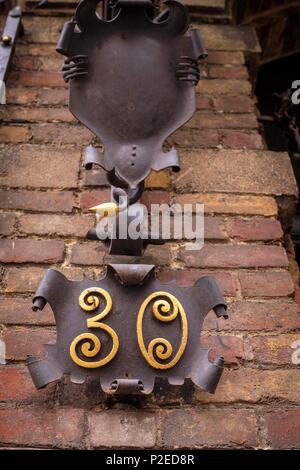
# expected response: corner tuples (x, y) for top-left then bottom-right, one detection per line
(0, 10), (299, 449)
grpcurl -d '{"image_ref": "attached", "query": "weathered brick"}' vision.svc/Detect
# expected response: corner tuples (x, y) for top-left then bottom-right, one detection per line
(105, 244), (172, 267)
(196, 369), (300, 404)
(31, 123), (92, 144)
(0, 297), (54, 325)
(0, 366), (55, 401)
(188, 113), (258, 129)
(206, 50), (245, 65)
(4, 266), (88, 293)
(0, 125), (31, 143)
(71, 242), (105, 266)
(248, 334), (300, 365)
(201, 24), (260, 52)
(157, 270), (237, 296)
(174, 193), (278, 216)
(2, 328), (56, 360)
(0, 213), (16, 236)
(79, 189), (111, 211)
(176, 150), (298, 196)
(204, 300), (300, 332)
(200, 79), (251, 95)
(265, 410), (300, 449)
(0, 408), (84, 448)
(6, 88), (38, 105)
(21, 16), (65, 44)
(209, 65), (248, 79)
(19, 214), (94, 238)
(160, 408), (258, 448)
(8, 71), (64, 87)
(145, 170), (171, 189)
(89, 411), (157, 448)
(140, 191), (172, 209)
(169, 128), (219, 148)
(0, 145), (80, 188)
(201, 334), (245, 364)
(0, 106), (73, 123)
(0, 190), (76, 213)
(178, 245), (288, 268)
(230, 218), (283, 240)
(38, 88), (68, 106)
(239, 271), (294, 297)
(213, 96), (254, 113)
(220, 130), (263, 149)
(12, 55), (62, 72)
(0, 239), (64, 264)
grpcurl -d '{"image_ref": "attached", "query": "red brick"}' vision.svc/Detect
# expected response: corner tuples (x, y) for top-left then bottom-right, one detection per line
(200, 79), (251, 95)
(79, 189), (111, 211)
(71, 242), (105, 265)
(239, 271), (294, 297)
(157, 270), (237, 296)
(0, 213), (16, 236)
(168, 128), (219, 148)
(160, 409), (258, 448)
(31, 123), (92, 144)
(0, 190), (76, 213)
(89, 411), (157, 448)
(0, 145), (80, 188)
(0, 239), (65, 264)
(8, 71), (64, 87)
(265, 410), (300, 449)
(105, 244), (172, 267)
(4, 267), (88, 293)
(188, 113), (258, 129)
(179, 245), (288, 268)
(201, 334), (245, 364)
(38, 88), (68, 106)
(230, 218), (283, 240)
(0, 408), (84, 448)
(220, 130), (263, 149)
(248, 334), (300, 365)
(195, 95), (214, 110)
(140, 191), (172, 209)
(6, 88), (39, 105)
(2, 328), (56, 360)
(0, 125), (31, 143)
(12, 56), (61, 72)
(0, 297), (54, 325)
(0, 366), (55, 401)
(174, 193), (278, 216)
(213, 96), (254, 113)
(19, 214), (94, 238)
(204, 300), (300, 332)
(209, 65), (248, 79)
(196, 369), (300, 404)
(0, 106), (73, 123)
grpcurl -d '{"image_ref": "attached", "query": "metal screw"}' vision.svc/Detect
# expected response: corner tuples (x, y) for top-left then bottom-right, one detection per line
(2, 35), (12, 45)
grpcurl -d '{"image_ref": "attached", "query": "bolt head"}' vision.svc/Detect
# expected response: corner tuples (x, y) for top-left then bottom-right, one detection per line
(2, 35), (12, 45)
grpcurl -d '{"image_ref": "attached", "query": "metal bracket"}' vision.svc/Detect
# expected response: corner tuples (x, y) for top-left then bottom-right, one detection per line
(0, 6), (23, 87)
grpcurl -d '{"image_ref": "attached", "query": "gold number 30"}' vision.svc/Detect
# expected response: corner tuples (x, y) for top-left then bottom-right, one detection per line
(70, 288), (188, 370)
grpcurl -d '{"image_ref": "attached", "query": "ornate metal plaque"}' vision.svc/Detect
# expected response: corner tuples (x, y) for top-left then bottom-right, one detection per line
(57, 0), (206, 189)
(27, 265), (227, 395)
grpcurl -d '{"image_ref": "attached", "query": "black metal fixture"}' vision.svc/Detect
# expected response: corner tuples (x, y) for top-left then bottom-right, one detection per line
(28, 0), (229, 396)
(0, 5), (23, 87)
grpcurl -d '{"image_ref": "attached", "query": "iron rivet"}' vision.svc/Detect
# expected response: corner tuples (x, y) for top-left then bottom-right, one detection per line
(2, 35), (12, 45)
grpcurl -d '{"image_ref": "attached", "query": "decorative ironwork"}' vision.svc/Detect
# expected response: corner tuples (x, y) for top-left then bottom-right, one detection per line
(27, 265), (228, 395)
(0, 5), (23, 85)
